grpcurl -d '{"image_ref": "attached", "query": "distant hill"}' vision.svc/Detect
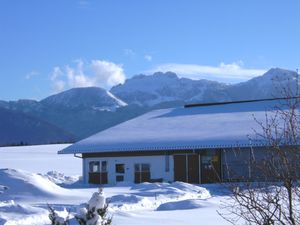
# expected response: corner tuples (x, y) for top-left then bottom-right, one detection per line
(0, 87), (147, 142)
(41, 87), (127, 110)
(0, 67), (298, 146)
(0, 107), (75, 146)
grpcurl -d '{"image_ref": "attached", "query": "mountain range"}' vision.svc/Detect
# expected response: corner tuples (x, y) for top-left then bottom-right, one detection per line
(111, 68), (298, 106)
(0, 68), (298, 146)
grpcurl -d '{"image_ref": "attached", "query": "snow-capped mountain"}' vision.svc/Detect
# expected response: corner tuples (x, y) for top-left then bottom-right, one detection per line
(226, 68), (299, 100)
(111, 68), (300, 106)
(111, 72), (230, 106)
(41, 87), (127, 111)
(0, 67), (298, 146)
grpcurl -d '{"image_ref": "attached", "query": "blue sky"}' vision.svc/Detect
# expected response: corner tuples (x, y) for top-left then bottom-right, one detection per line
(1, 0), (300, 100)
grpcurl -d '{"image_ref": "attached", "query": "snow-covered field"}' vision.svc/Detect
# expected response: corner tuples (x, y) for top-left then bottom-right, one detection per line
(0, 144), (80, 175)
(0, 144), (230, 225)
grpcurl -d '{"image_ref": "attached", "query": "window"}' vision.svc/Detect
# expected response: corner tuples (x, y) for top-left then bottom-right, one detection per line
(116, 175), (124, 182)
(115, 164), (125, 173)
(135, 164), (150, 172)
(134, 164), (140, 172)
(141, 163), (150, 172)
(88, 161), (108, 185)
(101, 161), (107, 172)
(134, 163), (151, 183)
(89, 161), (107, 173)
(89, 161), (100, 173)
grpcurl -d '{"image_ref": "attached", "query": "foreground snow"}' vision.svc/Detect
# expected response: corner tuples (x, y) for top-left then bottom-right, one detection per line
(0, 169), (228, 225)
(0, 144), (229, 225)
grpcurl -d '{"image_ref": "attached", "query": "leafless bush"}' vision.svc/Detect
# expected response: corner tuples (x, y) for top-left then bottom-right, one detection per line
(219, 72), (300, 225)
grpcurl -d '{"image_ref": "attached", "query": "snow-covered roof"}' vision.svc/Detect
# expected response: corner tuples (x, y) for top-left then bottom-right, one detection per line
(59, 99), (294, 154)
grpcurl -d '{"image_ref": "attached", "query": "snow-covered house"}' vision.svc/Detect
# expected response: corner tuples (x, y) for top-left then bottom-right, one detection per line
(58, 98), (294, 185)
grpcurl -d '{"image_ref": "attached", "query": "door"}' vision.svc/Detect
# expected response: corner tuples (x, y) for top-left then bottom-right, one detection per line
(174, 154), (200, 183)
(174, 155), (187, 182)
(201, 150), (221, 183)
(188, 155), (200, 183)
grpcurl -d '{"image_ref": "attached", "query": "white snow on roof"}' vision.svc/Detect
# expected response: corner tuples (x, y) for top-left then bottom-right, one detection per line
(59, 99), (292, 154)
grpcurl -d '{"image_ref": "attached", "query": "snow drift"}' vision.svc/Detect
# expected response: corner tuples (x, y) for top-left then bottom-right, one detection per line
(0, 168), (70, 201)
(157, 199), (206, 211)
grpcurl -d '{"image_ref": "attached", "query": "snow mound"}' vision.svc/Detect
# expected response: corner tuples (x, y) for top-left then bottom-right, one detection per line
(108, 194), (152, 211)
(0, 218), (6, 225)
(0, 168), (69, 201)
(109, 194), (142, 204)
(107, 182), (212, 211)
(171, 182), (211, 194)
(0, 186), (8, 195)
(157, 199), (205, 211)
(0, 200), (48, 225)
(0, 200), (45, 215)
(44, 171), (79, 185)
(131, 182), (211, 198)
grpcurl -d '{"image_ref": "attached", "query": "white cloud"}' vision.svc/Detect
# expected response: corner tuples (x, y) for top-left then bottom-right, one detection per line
(91, 60), (126, 86)
(149, 62), (267, 83)
(25, 71), (39, 80)
(50, 67), (66, 92)
(50, 67), (63, 81)
(65, 60), (94, 87)
(53, 80), (66, 93)
(50, 60), (126, 93)
(144, 54), (152, 62)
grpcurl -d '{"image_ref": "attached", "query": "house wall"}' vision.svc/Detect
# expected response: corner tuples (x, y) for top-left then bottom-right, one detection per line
(221, 148), (251, 181)
(81, 147), (275, 185)
(221, 148), (271, 181)
(82, 157), (87, 183)
(83, 155), (174, 185)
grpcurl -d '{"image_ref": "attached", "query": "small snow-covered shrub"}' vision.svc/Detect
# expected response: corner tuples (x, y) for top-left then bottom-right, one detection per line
(48, 205), (70, 225)
(48, 188), (112, 225)
(75, 188), (112, 225)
